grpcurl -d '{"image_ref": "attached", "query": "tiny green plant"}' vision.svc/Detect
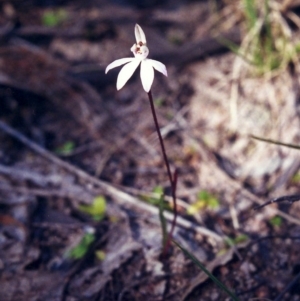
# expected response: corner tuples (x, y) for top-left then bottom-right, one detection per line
(244, 0), (258, 30)
(154, 97), (165, 107)
(42, 9), (68, 27)
(95, 250), (106, 261)
(187, 190), (220, 215)
(55, 141), (75, 155)
(142, 185), (164, 206)
(65, 229), (95, 260)
(158, 193), (168, 247)
(142, 186), (170, 210)
(269, 215), (282, 227)
(291, 172), (300, 184)
(142, 186), (169, 247)
(224, 234), (249, 248)
(79, 195), (107, 221)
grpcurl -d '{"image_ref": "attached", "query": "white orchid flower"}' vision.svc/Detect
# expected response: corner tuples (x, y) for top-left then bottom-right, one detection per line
(105, 24), (167, 93)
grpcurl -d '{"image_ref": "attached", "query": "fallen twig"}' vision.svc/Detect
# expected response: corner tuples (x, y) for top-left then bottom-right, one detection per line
(0, 120), (223, 242)
(254, 194), (300, 210)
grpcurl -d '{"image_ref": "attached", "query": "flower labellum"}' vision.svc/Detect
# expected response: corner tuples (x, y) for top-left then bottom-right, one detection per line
(105, 24), (167, 92)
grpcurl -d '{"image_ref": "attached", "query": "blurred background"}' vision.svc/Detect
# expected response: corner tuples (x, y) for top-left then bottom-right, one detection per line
(1, 1), (300, 300)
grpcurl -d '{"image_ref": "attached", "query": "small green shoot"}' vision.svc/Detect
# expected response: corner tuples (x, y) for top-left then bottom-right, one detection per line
(154, 97), (164, 107)
(142, 186), (169, 251)
(295, 42), (300, 53)
(142, 186), (170, 210)
(153, 185), (163, 195)
(225, 234), (249, 247)
(183, 143), (197, 156)
(173, 240), (241, 301)
(291, 172), (300, 184)
(187, 190), (220, 215)
(158, 193), (168, 248)
(66, 231), (95, 259)
(243, 0), (258, 30)
(95, 250), (106, 261)
(42, 9), (68, 27)
(269, 216), (282, 227)
(234, 233), (249, 244)
(55, 141), (75, 155)
(79, 196), (107, 221)
(147, 185), (163, 206)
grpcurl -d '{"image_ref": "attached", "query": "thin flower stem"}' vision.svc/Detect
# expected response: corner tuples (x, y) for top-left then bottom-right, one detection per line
(147, 91), (178, 255)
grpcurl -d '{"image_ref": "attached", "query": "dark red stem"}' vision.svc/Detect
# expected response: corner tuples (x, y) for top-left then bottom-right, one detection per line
(147, 90), (178, 255)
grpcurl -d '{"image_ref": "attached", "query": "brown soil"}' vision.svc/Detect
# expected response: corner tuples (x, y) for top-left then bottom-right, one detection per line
(1, 1), (300, 301)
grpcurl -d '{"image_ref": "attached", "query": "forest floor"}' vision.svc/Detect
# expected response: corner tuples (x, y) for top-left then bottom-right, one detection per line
(1, 1), (300, 300)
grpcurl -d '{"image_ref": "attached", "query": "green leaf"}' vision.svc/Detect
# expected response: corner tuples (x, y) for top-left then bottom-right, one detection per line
(42, 9), (68, 27)
(225, 234), (249, 247)
(79, 196), (107, 221)
(234, 234), (249, 244)
(142, 186), (169, 208)
(66, 232), (95, 259)
(187, 190), (220, 215)
(291, 173), (300, 184)
(269, 216), (282, 227)
(243, 0), (258, 29)
(295, 42), (300, 53)
(173, 240), (240, 301)
(95, 250), (106, 261)
(158, 193), (168, 248)
(55, 141), (75, 155)
(153, 185), (163, 195)
(154, 97), (164, 107)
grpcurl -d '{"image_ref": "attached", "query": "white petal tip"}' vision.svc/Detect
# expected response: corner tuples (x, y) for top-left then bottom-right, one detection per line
(161, 65), (168, 77)
(143, 85), (150, 93)
(116, 81), (124, 90)
(105, 65), (112, 74)
(148, 59), (168, 77)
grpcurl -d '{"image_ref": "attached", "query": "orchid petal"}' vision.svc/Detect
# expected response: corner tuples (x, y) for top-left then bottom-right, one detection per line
(135, 24), (147, 44)
(148, 59), (168, 77)
(116, 59), (140, 90)
(140, 60), (154, 92)
(105, 58), (134, 74)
